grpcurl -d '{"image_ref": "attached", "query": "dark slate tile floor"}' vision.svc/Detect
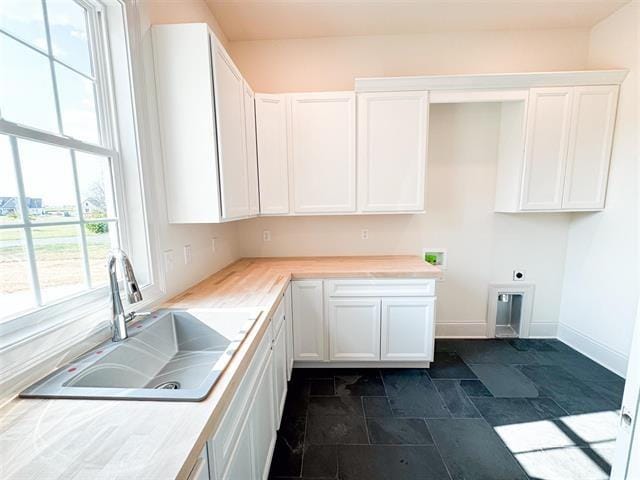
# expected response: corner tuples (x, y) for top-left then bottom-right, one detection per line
(269, 338), (624, 480)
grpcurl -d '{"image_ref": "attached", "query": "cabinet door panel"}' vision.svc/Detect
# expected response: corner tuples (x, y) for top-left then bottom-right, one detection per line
(328, 298), (380, 361)
(212, 40), (250, 220)
(255, 94), (289, 214)
(222, 415), (253, 480)
(357, 91), (428, 212)
(284, 285), (294, 379)
(273, 324), (288, 427)
(292, 280), (325, 361)
(381, 297), (434, 361)
(250, 352), (276, 480)
(521, 87), (572, 210)
(562, 85), (618, 210)
(244, 83), (260, 216)
(290, 93), (356, 213)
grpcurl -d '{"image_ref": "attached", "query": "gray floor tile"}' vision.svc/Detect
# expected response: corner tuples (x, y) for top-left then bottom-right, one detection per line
(309, 378), (335, 396)
(455, 339), (537, 364)
(428, 352), (477, 379)
(269, 416), (306, 477)
(382, 369), (450, 417)
(335, 371), (385, 396)
(338, 445), (451, 480)
(433, 379), (481, 418)
(308, 396), (364, 416)
(367, 417), (433, 445)
(460, 379), (493, 397)
(528, 396), (569, 419)
(306, 415), (368, 445)
(301, 444), (338, 478)
(363, 396), (393, 417)
(470, 397), (543, 426)
(469, 363), (539, 398)
(427, 418), (528, 480)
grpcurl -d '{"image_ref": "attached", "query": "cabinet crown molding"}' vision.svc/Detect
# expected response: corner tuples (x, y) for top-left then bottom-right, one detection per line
(355, 69), (628, 92)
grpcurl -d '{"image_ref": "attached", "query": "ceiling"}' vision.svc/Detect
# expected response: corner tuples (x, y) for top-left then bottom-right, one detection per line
(207, 0), (629, 42)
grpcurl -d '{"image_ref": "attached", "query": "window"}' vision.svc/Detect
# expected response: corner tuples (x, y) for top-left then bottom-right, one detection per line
(0, 0), (144, 324)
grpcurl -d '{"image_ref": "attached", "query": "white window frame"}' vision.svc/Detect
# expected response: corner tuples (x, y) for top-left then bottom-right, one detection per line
(0, 0), (163, 344)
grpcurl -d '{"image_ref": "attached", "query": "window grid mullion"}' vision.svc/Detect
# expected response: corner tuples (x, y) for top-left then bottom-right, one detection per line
(40, 0), (65, 137)
(8, 136), (42, 307)
(70, 150), (93, 289)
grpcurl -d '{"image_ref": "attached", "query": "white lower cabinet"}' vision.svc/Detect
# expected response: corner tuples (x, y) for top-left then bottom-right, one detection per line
(249, 350), (277, 480)
(188, 446), (210, 480)
(284, 284), (294, 379)
(222, 415), (253, 480)
(328, 298), (380, 361)
(380, 297), (435, 361)
(292, 280), (325, 361)
(272, 320), (288, 427)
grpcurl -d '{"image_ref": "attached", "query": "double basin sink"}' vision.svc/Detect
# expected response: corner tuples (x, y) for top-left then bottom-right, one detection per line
(21, 308), (260, 401)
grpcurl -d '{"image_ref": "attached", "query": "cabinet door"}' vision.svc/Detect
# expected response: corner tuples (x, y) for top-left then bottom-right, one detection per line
(187, 446), (210, 480)
(328, 298), (381, 361)
(244, 83), (260, 216)
(381, 297), (435, 361)
(255, 94), (289, 214)
(222, 415), (254, 480)
(211, 39), (250, 220)
(250, 352), (276, 480)
(289, 93), (356, 213)
(292, 280), (325, 361)
(284, 284), (294, 379)
(562, 85), (618, 210)
(273, 323), (288, 427)
(520, 87), (573, 211)
(357, 91), (428, 212)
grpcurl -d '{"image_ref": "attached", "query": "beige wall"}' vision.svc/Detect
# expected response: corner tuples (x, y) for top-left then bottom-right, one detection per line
(229, 28), (590, 92)
(236, 104), (570, 335)
(558, 1), (639, 376)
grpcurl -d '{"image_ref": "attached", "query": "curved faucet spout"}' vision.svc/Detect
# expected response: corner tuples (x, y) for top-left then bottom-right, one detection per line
(108, 249), (143, 342)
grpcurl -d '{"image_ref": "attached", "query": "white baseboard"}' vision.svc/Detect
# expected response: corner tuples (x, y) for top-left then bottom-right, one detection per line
(436, 322), (487, 338)
(557, 323), (629, 378)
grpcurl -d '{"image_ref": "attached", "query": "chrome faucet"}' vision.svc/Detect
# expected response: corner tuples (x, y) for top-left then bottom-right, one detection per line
(108, 249), (144, 342)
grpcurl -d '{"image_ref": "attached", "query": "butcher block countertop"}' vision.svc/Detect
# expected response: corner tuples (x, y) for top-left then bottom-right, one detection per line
(0, 256), (440, 480)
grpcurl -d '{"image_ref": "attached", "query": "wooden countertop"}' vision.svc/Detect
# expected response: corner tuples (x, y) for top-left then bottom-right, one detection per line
(0, 256), (440, 480)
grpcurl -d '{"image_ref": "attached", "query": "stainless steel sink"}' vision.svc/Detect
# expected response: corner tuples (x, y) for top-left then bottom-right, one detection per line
(20, 308), (261, 401)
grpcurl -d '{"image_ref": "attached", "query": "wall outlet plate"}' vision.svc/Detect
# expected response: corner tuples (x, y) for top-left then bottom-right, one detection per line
(263, 230), (271, 242)
(361, 229), (369, 240)
(164, 250), (175, 273)
(513, 269), (526, 281)
(183, 244), (192, 265)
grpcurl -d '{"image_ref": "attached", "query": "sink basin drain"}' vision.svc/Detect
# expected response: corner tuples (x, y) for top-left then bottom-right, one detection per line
(155, 381), (181, 390)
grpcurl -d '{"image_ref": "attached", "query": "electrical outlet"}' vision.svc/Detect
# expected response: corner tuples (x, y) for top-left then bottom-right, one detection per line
(183, 244), (192, 265)
(361, 229), (369, 240)
(164, 250), (174, 273)
(263, 230), (271, 242)
(211, 238), (216, 254)
(513, 269), (526, 281)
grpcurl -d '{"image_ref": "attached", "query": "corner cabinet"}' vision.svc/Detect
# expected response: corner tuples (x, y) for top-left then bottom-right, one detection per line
(496, 85), (618, 212)
(357, 91), (429, 213)
(255, 94), (290, 215)
(151, 23), (258, 223)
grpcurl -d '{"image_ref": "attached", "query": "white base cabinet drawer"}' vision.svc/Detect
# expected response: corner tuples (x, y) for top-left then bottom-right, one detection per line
(325, 279), (435, 298)
(381, 297), (435, 361)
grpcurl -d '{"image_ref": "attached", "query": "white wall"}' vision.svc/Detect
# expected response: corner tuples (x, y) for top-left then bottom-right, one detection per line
(558, 2), (639, 377)
(236, 103), (570, 336)
(137, 0), (241, 299)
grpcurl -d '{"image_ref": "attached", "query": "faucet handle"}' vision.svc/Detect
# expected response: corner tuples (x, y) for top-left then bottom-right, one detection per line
(125, 311), (152, 323)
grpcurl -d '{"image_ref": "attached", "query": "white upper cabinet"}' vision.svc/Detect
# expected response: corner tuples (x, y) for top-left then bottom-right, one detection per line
(244, 83), (260, 216)
(289, 92), (356, 213)
(562, 85), (618, 210)
(520, 87), (573, 211)
(211, 38), (250, 220)
(495, 85), (618, 212)
(357, 91), (429, 213)
(255, 94), (290, 215)
(151, 24), (254, 223)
